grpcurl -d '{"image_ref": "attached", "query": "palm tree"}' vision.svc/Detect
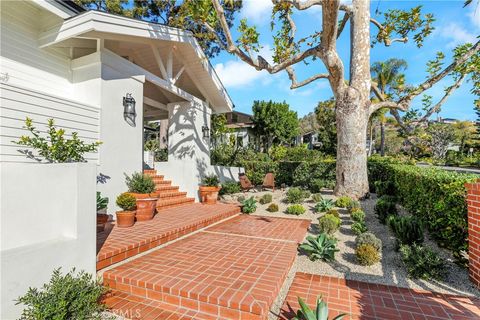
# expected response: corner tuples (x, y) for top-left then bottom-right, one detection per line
(371, 58), (408, 156)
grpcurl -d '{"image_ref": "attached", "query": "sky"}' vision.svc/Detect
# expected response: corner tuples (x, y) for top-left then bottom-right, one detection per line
(210, 0), (480, 120)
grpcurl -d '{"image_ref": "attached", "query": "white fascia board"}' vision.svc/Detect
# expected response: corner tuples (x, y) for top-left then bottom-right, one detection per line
(31, 0), (78, 19)
(38, 10), (234, 112)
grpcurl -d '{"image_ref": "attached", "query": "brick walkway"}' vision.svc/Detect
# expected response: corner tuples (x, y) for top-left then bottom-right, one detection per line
(103, 215), (309, 319)
(97, 203), (240, 270)
(279, 273), (480, 320)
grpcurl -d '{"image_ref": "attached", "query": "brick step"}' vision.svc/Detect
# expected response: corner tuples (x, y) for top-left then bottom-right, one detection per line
(155, 185), (179, 192)
(143, 169), (157, 176)
(155, 191), (188, 199)
(154, 180), (172, 186)
(156, 197), (195, 211)
(150, 175), (164, 182)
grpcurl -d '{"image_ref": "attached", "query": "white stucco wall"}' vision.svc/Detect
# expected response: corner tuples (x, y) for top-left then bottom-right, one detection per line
(0, 163), (96, 319)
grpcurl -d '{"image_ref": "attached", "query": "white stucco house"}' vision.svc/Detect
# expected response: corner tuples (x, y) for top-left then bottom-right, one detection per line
(0, 1), (241, 318)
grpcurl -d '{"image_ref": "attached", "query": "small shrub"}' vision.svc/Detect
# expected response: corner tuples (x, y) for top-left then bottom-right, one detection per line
(347, 200), (361, 212)
(374, 180), (396, 197)
(299, 234), (339, 262)
(326, 209), (340, 218)
(16, 268), (106, 320)
(351, 221), (368, 235)
(374, 196), (398, 223)
(286, 204), (306, 215)
(387, 215), (424, 246)
(335, 196), (353, 208)
(400, 244), (445, 280)
(309, 178), (336, 193)
(356, 244), (381, 266)
(241, 197), (257, 214)
(259, 193), (273, 204)
(314, 199), (334, 212)
(266, 203), (279, 212)
(125, 172), (156, 194)
(293, 296), (346, 320)
(116, 193), (136, 211)
(202, 174), (220, 187)
(351, 210), (365, 222)
(219, 181), (241, 195)
(318, 214), (341, 234)
(286, 187), (308, 203)
(356, 232), (382, 251)
(311, 193), (323, 202)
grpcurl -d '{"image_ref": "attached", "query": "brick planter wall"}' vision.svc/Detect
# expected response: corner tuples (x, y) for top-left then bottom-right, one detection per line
(466, 181), (480, 288)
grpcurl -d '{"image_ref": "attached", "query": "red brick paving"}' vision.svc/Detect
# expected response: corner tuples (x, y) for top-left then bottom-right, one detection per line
(96, 203), (240, 270)
(205, 214), (310, 243)
(279, 273), (480, 320)
(103, 215), (308, 319)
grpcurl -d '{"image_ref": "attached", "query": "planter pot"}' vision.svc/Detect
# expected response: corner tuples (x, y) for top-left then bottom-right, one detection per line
(116, 210), (136, 228)
(199, 186), (221, 204)
(135, 198), (157, 221)
(96, 212), (109, 232)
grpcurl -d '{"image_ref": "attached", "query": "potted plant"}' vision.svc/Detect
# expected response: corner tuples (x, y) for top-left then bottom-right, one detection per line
(115, 193), (136, 228)
(96, 192), (109, 232)
(125, 172), (157, 221)
(199, 174), (221, 204)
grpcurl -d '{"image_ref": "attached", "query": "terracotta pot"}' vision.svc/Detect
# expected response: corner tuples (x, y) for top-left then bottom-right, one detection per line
(199, 186), (221, 204)
(135, 198), (157, 221)
(127, 192), (159, 199)
(96, 212), (109, 232)
(116, 210), (136, 228)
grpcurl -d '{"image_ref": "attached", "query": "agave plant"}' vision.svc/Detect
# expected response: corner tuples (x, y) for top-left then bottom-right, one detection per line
(241, 196), (257, 214)
(299, 234), (339, 262)
(293, 296), (346, 320)
(314, 199), (334, 212)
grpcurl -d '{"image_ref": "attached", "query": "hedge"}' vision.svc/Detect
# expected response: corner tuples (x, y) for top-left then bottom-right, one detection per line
(240, 160), (336, 191)
(368, 157), (477, 255)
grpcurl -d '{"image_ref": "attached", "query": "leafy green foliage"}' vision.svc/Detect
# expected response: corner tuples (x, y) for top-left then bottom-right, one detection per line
(351, 222), (368, 235)
(356, 244), (381, 266)
(293, 161), (336, 192)
(96, 192), (109, 211)
(286, 204), (306, 215)
(201, 174), (220, 187)
(116, 193), (136, 211)
(259, 193), (273, 204)
(286, 187), (309, 204)
(314, 99), (337, 156)
(219, 181), (241, 195)
(351, 210), (365, 223)
(299, 234), (339, 262)
(325, 209), (339, 218)
(318, 214), (341, 235)
(311, 193), (323, 203)
(241, 197), (257, 214)
(16, 268), (106, 320)
(314, 199), (334, 213)
(387, 215), (424, 246)
(400, 244), (445, 280)
(125, 172), (156, 194)
(267, 203), (279, 212)
(374, 196), (398, 224)
(13, 118), (101, 163)
(292, 296), (346, 320)
(373, 180), (396, 197)
(356, 232), (382, 252)
(335, 196), (353, 208)
(347, 200), (361, 212)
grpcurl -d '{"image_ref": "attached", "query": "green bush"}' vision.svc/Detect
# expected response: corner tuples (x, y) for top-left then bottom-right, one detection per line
(293, 161), (336, 191)
(219, 181), (241, 195)
(125, 172), (156, 194)
(387, 215), (424, 246)
(399, 244), (445, 280)
(267, 203), (279, 212)
(286, 187), (308, 203)
(314, 199), (334, 212)
(335, 196), (353, 208)
(374, 196), (398, 224)
(299, 234), (339, 262)
(318, 214), (341, 234)
(351, 222), (368, 235)
(356, 244), (381, 266)
(311, 193), (323, 202)
(202, 174), (220, 187)
(347, 200), (361, 212)
(116, 193), (136, 211)
(286, 204), (306, 215)
(356, 232), (382, 251)
(309, 178), (336, 193)
(241, 197), (257, 214)
(326, 209), (340, 218)
(368, 157), (476, 254)
(259, 193), (273, 204)
(16, 268), (106, 320)
(374, 180), (396, 197)
(351, 210), (365, 222)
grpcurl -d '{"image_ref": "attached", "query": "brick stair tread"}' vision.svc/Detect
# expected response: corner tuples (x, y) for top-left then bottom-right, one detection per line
(156, 197), (195, 207)
(156, 191), (188, 199)
(155, 185), (179, 191)
(154, 180), (172, 185)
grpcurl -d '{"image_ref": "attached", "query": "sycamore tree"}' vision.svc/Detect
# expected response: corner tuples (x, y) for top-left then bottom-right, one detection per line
(76, 0), (480, 199)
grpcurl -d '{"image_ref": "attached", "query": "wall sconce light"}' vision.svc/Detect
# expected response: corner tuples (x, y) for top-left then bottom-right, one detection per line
(202, 125), (210, 139)
(123, 93), (136, 127)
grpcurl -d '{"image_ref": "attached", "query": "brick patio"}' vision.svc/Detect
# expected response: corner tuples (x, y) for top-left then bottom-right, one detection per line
(279, 273), (480, 320)
(103, 215), (309, 319)
(97, 203), (240, 270)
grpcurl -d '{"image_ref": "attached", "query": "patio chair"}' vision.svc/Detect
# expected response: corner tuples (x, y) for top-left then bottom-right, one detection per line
(262, 172), (275, 191)
(239, 173), (254, 192)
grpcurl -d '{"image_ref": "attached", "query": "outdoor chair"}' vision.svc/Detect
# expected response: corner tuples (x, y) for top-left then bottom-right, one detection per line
(239, 173), (254, 192)
(262, 172), (275, 191)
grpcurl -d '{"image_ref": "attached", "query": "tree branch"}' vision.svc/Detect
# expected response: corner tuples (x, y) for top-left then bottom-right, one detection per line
(370, 17), (408, 46)
(286, 66), (329, 88)
(274, 0), (323, 10)
(337, 12), (350, 39)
